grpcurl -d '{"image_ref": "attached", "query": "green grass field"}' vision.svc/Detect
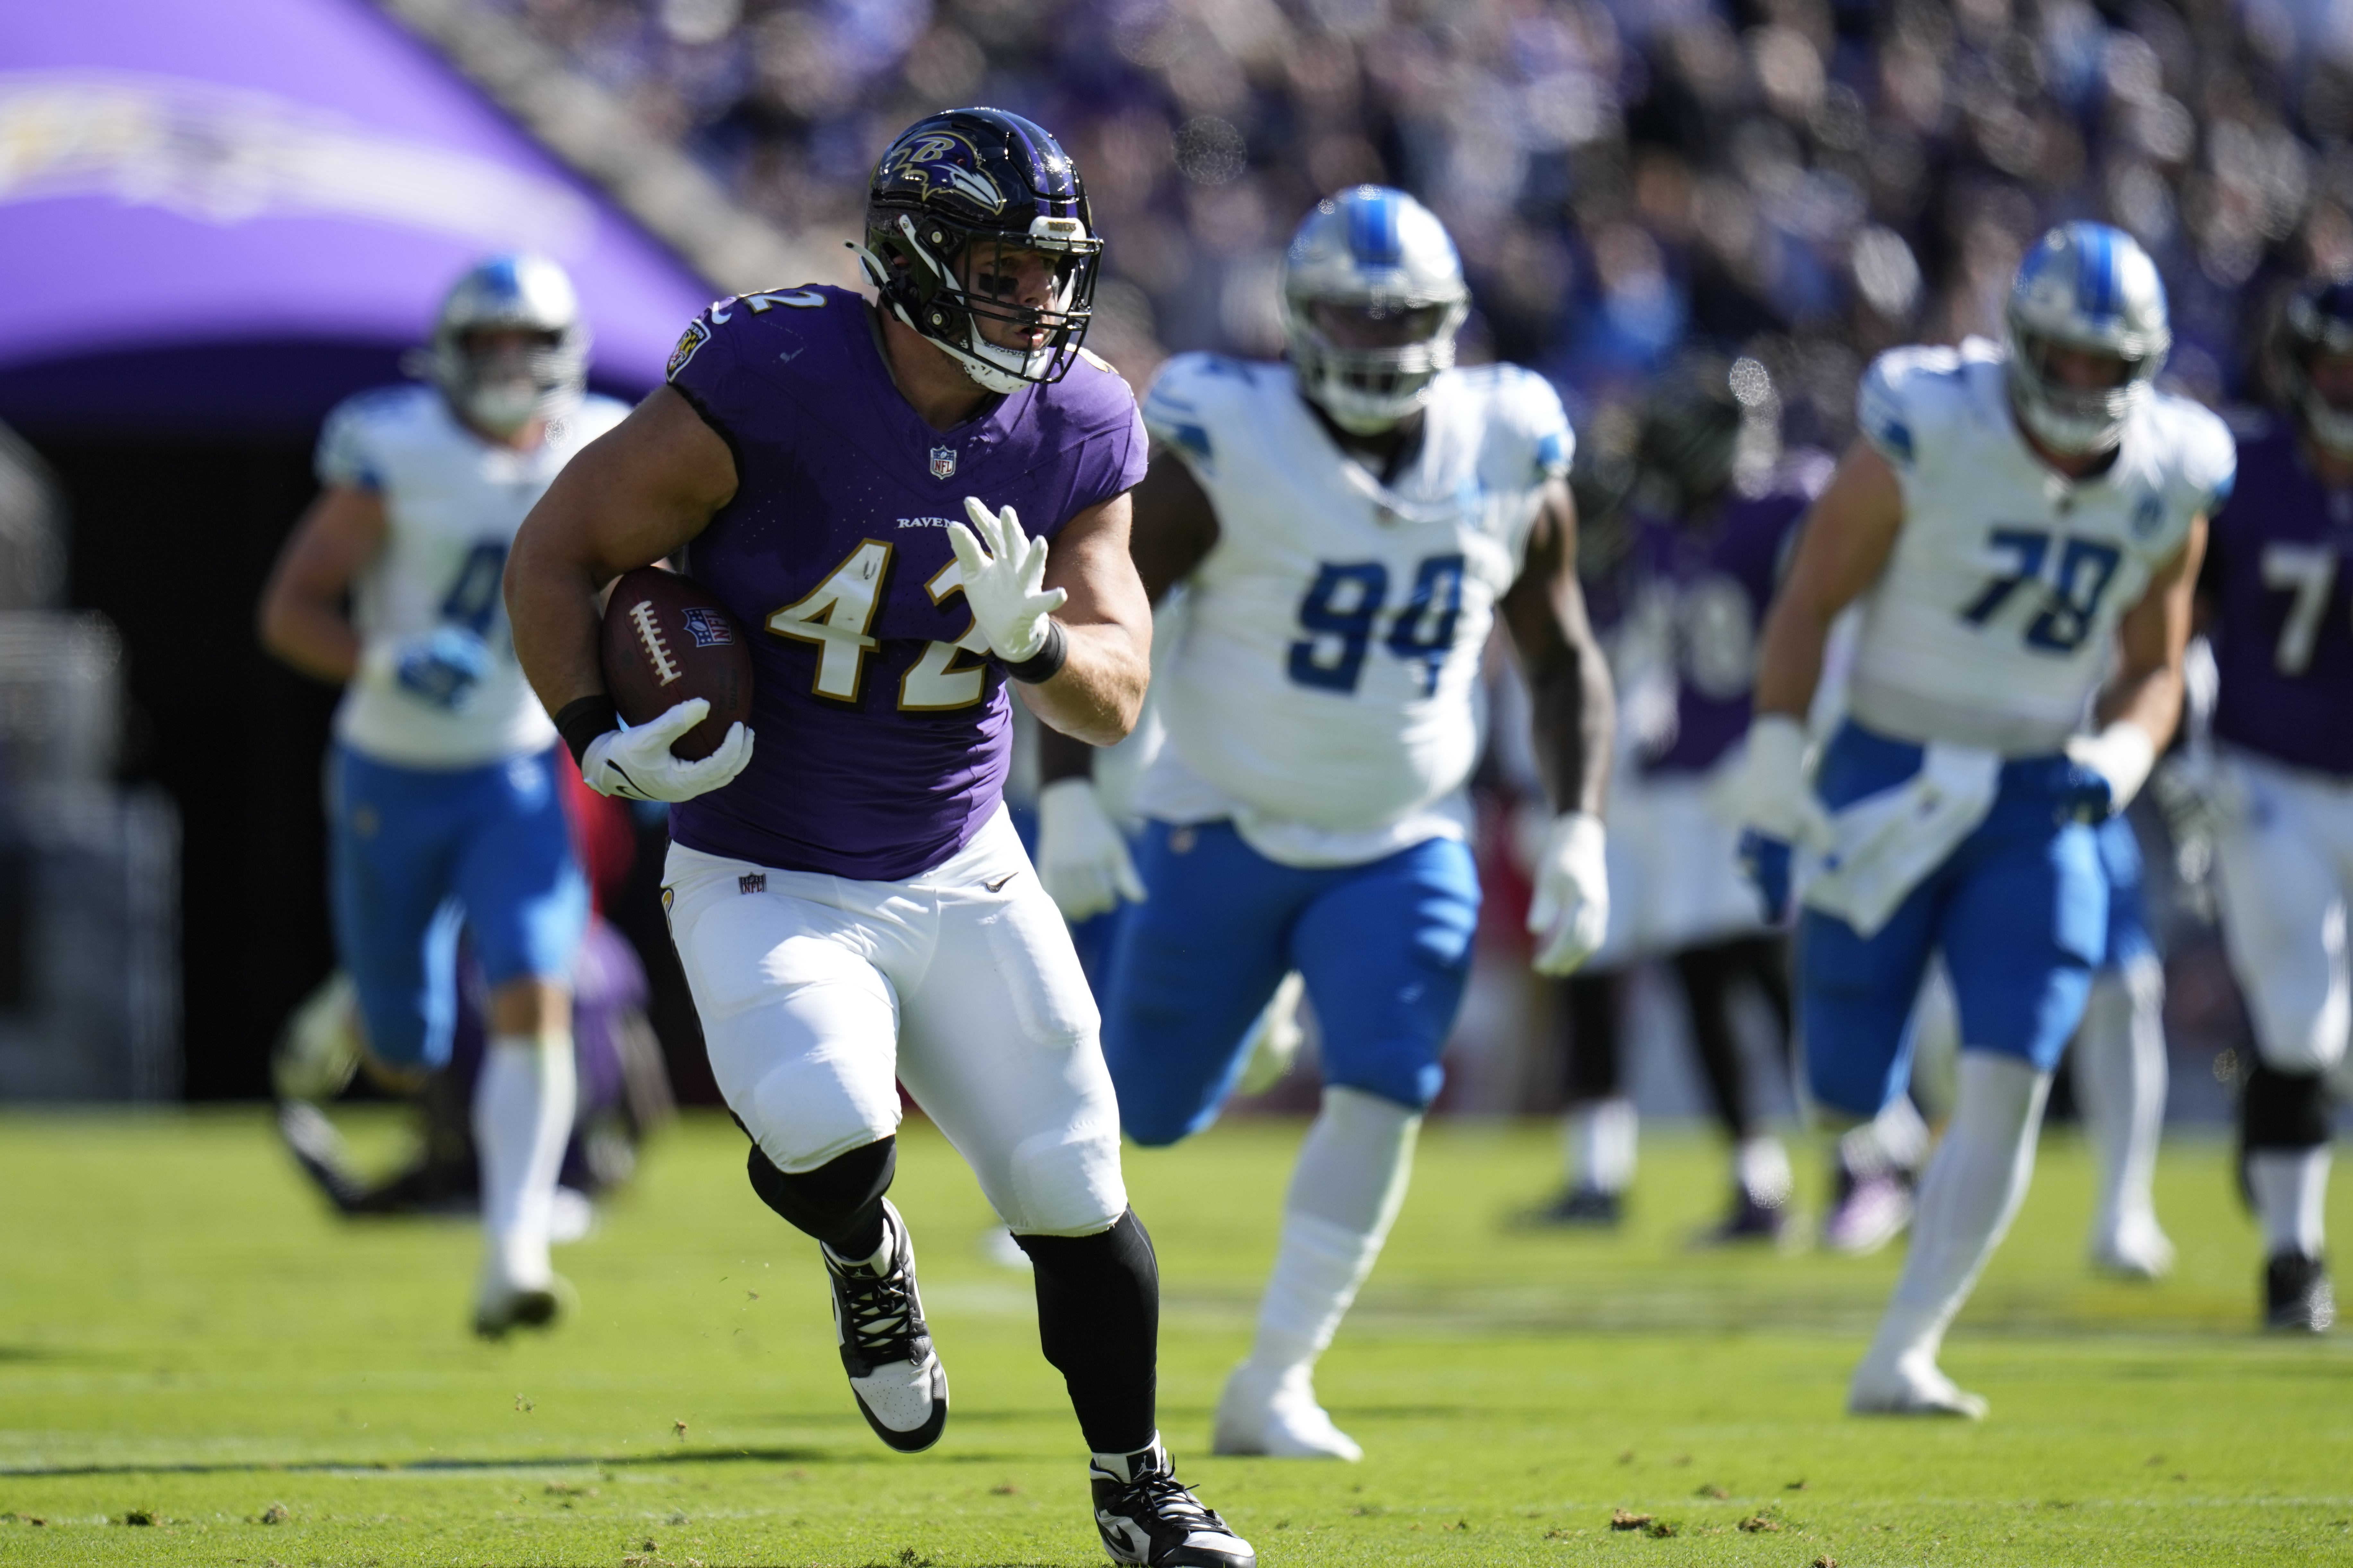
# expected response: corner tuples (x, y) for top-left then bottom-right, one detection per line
(1, 1108), (2349, 1566)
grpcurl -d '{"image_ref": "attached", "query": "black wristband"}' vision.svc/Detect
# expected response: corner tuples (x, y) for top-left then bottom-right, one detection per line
(555, 694), (621, 767)
(1003, 617), (1069, 684)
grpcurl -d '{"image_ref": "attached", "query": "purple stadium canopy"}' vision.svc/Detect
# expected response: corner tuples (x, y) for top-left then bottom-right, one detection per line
(0, 0), (716, 432)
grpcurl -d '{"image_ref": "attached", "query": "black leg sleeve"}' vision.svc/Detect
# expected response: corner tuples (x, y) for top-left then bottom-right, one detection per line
(1737, 934), (1796, 1067)
(1671, 939), (1752, 1142)
(1016, 1208), (1159, 1456)
(745, 1135), (895, 1258)
(2243, 1060), (2333, 1151)
(1561, 971), (1622, 1104)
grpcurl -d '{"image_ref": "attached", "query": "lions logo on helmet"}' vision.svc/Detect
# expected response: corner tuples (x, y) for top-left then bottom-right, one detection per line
(2003, 221), (2170, 457)
(1280, 187), (1471, 435)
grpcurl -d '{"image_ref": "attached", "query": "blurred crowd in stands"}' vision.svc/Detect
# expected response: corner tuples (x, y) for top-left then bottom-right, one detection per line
(495, 0), (2353, 447)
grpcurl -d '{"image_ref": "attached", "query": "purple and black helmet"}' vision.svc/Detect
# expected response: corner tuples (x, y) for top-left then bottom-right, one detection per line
(859, 107), (1101, 392)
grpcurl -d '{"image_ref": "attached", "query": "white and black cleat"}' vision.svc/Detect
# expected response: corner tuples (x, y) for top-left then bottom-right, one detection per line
(2265, 1250), (2336, 1332)
(824, 1198), (948, 1452)
(473, 1273), (570, 1340)
(1091, 1437), (1254, 1567)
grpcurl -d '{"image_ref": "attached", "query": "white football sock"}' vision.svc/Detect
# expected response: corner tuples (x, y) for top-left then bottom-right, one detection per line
(474, 1033), (577, 1291)
(1245, 1086), (1420, 1376)
(1861, 1054), (2050, 1374)
(1566, 1097), (1636, 1193)
(2249, 1147), (2332, 1259)
(1736, 1135), (1793, 1208)
(1840, 1093), (1930, 1180)
(2073, 957), (2168, 1243)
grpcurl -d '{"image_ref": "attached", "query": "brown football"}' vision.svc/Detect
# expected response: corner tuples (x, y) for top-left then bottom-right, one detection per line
(599, 566), (752, 761)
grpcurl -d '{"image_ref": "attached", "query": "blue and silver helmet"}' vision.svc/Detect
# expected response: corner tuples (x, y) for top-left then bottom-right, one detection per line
(2277, 272), (2353, 457)
(1280, 186), (1471, 435)
(413, 253), (589, 437)
(858, 107), (1101, 394)
(2003, 222), (2170, 457)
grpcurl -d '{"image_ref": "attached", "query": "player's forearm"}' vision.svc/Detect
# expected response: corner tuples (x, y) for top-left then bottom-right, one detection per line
(1016, 621), (1148, 747)
(504, 527), (611, 716)
(1528, 633), (1613, 817)
(2093, 660), (2183, 752)
(258, 594), (361, 685)
(1752, 588), (1834, 721)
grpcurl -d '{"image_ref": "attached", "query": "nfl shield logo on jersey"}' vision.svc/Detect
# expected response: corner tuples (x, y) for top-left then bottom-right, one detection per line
(930, 446), (958, 479)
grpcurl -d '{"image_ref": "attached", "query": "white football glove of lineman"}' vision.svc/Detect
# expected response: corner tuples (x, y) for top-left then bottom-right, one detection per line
(1730, 714), (1834, 849)
(1036, 777), (1145, 921)
(580, 698), (753, 803)
(1527, 810), (1609, 976)
(950, 497), (1066, 662)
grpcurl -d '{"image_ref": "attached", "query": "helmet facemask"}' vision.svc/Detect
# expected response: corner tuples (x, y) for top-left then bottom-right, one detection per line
(2279, 287), (2353, 459)
(410, 254), (589, 438)
(2003, 325), (2158, 456)
(1283, 293), (1469, 435)
(857, 211), (1100, 394)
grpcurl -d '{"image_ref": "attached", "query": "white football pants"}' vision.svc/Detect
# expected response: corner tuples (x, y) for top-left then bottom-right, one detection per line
(664, 807), (1128, 1236)
(2211, 748), (2353, 1077)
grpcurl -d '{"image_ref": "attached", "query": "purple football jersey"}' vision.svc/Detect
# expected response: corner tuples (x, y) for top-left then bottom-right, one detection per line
(660, 284), (1147, 878)
(2208, 422), (2353, 776)
(1635, 487), (1810, 777)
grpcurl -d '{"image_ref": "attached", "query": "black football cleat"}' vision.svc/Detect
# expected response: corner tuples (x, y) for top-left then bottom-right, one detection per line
(2264, 1250), (2336, 1333)
(1091, 1439), (1254, 1567)
(1525, 1183), (1622, 1228)
(824, 1198), (949, 1452)
(1692, 1186), (1789, 1248)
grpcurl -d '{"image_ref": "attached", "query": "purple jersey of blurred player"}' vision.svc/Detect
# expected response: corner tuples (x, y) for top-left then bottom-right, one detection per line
(2206, 422), (2353, 778)
(661, 284), (1147, 879)
(1632, 484), (1812, 778)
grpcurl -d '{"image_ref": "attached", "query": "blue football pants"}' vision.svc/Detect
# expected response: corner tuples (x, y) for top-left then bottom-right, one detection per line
(1099, 821), (1480, 1146)
(328, 744), (588, 1071)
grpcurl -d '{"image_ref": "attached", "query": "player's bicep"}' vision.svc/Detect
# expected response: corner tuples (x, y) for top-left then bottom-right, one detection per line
(1127, 447), (1219, 602)
(2115, 514), (2207, 679)
(260, 485), (386, 622)
(517, 386), (736, 587)
(1499, 478), (1590, 673)
(1777, 438), (1905, 622)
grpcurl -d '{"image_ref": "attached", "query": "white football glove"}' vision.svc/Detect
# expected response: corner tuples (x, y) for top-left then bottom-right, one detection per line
(1730, 714), (1833, 850)
(2063, 721), (2158, 815)
(580, 698), (753, 803)
(1035, 777), (1145, 921)
(950, 497), (1066, 662)
(1527, 810), (1610, 976)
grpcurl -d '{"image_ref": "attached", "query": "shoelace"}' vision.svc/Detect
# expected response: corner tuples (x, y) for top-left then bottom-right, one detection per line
(833, 1257), (922, 1361)
(1105, 1468), (1229, 1534)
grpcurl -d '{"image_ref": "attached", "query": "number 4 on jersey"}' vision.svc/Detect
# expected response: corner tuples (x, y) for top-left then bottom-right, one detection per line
(1287, 554), (1466, 696)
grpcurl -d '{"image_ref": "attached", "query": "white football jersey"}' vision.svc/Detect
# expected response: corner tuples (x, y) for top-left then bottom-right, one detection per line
(1846, 338), (2234, 755)
(1134, 354), (1571, 867)
(316, 384), (628, 768)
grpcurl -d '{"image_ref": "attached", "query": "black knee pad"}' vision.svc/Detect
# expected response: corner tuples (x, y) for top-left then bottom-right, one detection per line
(746, 1136), (896, 1254)
(1016, 1209), (1159, 1455)
(2243, 1060), (2332, 1151)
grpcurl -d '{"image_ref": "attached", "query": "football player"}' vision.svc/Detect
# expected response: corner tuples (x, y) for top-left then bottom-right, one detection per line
(1034, 187), (1614, 1460)
(2195, 272), (2353, 1332)
(505, 110), (1253, 1568)
(1734, 222), (2232, 1414)
(258, 254), (624, 1337)
(1531, 358), (1811, 1242)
